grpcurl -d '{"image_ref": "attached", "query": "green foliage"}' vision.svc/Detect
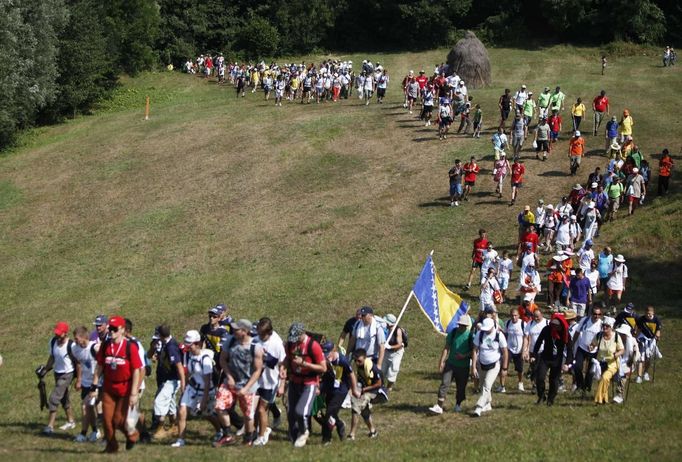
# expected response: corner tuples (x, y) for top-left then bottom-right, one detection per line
(237, 16), (280, 60)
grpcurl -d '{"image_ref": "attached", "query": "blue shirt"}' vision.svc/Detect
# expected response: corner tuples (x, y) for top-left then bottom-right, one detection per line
(320, 355), (353, 396)
(570, 277), (591, 303)
(606, 121), (618, 138)
(156, 338), (182, 383)
(598, 253), (613, 278)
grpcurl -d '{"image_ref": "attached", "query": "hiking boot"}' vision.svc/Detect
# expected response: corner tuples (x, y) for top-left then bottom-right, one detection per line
(212, 434), (236, 448)
(294, 430), (310, 448)
(125, 439), (136, 450)
(337, 420), (346, 440)
(154, 426), (171, 441)
(428, 404), (443, 415)
(59, 421), (76, 431)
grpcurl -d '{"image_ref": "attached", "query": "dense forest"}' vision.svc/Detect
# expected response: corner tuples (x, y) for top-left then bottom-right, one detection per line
(1, 0), (679, 149)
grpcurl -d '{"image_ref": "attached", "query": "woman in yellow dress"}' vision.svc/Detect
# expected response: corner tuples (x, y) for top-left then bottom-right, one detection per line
(591, 317), (624, 404)
(571, 97), (586, 132)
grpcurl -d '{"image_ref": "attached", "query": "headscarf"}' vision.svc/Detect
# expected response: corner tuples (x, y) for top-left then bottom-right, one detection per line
(550, 313), (569, 344)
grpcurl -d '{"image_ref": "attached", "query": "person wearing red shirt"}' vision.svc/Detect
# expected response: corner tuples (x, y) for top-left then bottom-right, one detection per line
(520, 225), (540, 253)
(466, 229), (489, 289)
(510, 159), (525, 206)
(415, 70), (429, 104)
(433, 73), (447, 98)
(548, 110), (562, 150)
(592, 90), (609, 136)
(284, 323), (326, 448)
(90, 316), (143, 453)
(462, 156), (480, 202)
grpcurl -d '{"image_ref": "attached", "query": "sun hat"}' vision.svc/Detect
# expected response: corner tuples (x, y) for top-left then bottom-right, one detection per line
(573, 183), (582, 190)
(457, 316), (471, 327)
(587, 201), (595, 209)
(602, 316), (615, 328)
(562, 310), (577, 321)
(230, 319), (252, 332)
(538, 199), (544, 204)
(614, 254), (626, 263)
(479, 318), (495, 332)
(524, 205), (530, 211)
(384, 313), (397, 325)
(288, 322), (306, 342)
(54, 321), (69, 336)
(546, 204), (554, 210)
(591, 182), (598, 189)
(632, 167), (639, 173)
(522, 84), (527, 88)
(184, 330), (201, 344)
(615, 324), (632, 336)
(575, 130), (581, 137)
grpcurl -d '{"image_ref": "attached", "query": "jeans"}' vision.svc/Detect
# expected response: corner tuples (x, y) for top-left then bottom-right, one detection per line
(573, 347), (595, 391)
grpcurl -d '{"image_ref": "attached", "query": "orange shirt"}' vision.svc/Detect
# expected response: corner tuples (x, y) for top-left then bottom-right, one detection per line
(569, 137), (585, 156)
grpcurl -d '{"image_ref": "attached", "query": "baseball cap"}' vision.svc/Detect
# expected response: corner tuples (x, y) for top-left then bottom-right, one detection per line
(585, 239), (593, 246)
(54, 321), (69, 336)
(184, 330), (201, 344)
(479, 318), (495, 332)
(208, 305), (223, 316)
(230, 319), (252, 332)
(288, 322), (305, 343)
(108, 316), (125, 328)
(521, 84), (527, 88)
(359, 306), (374, 316)
(93, 314), (108, 326)
(321, 341), (334, 354)
(624, 302), (635, 313)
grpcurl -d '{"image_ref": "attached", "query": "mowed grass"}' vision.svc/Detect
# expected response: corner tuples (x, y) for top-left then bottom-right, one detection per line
(0, 46), (681, 460)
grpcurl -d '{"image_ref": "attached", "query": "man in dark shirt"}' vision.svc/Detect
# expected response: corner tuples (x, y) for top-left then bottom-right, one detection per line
(338, 308), (361, 352)
(149, 325), (185, 439)
(319, 341), (357, 444)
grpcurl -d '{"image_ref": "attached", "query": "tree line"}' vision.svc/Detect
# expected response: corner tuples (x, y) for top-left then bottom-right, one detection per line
(1, 0), (679, 150)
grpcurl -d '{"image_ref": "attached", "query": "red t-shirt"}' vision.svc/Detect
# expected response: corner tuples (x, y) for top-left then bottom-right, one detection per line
(522, 232), (539, 252)
(548, 115), (562, 131)
(416, 75), (429, 89)
(463, 162), (480, 183)
(511, 163), (525, 184)
(472, 237), (489, 263)
(97, 338), (143, 397)
(287, 336), (325, 385)
(593, 95), (609, 112)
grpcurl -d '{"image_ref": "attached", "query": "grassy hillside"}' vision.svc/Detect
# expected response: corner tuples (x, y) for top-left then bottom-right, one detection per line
(0, 46), (680, 460)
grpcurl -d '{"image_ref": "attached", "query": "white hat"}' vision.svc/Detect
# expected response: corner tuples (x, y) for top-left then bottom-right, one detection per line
(616, 324), (632, 336)
(588, 201), (595, 209)
(384, 313), (397, 325)
(575, 130), (581, 137)
(479, 318), (495, 332)
(591, 182), (598, 188)
(610, 141), (621, 151)
(602, 316), (615, 328)
(184, 330), (201, 344)
(553, 254), (569, 262)
(546, 204), (554, 210)
(457, 315), (471, 327)
(459, 80), (465, 85)
(632, 167), (639, 173)
(614, 254), (626, 263)
(521, 84), (527, 88)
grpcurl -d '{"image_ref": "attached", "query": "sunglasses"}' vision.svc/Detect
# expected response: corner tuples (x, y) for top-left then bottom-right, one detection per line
(592, 313), (603, 317)
(108, 326), (119, 333)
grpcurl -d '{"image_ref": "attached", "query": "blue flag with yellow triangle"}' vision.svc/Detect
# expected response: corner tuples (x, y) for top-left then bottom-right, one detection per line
(412, 254), (468, 335)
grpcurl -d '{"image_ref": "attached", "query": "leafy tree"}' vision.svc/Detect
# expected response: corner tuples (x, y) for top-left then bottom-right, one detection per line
(236, 16), (280, 60)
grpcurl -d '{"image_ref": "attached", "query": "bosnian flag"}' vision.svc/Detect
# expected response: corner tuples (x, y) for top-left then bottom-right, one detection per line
(412, 254), (468, 335)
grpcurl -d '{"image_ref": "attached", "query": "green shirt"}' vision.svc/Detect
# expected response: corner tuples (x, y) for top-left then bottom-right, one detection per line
(550, 91), (565, 110)
(473, 108), (482, 124)
(607, 182), (624, 199)
(523, 99), (536, 117)
(538, 92), (551, 108)
(445, 327), (473, 368)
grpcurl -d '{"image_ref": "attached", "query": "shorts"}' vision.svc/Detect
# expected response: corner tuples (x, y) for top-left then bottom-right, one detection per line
(473, 121), (481, 130)
(257, 387), (277, 404)
(571, 302), (587, 317)
(608, 288), (622, 298)
(423, 106), (433, 115)
(600, 277), (609, 288)
(303, 86), (311, 93)
(512, 182), (523, 188)
(498, 275), (509, 290)
(215, 384), (259, 419)
(180, 385), (216, 415)
(501, 109), (510, 120)
(550, 131), (559, 141)
(351, 392), (377, 415)
(471, 260), (482, 269)
(450, 182), (463, 197)
(439, 116), (452, 128)
(627, 195), (639, 203)
(510, 352), (524, 373)
(513, 136), (524, 148)
(48, 372), (73, 412)
(465, 180), (476, 187)
(377, 88), (386, 97)
(408, 95), (417, 101)
(154, 379), (181, 417)
(80, 387), (97, 405)
(536, 140), (549, 152)
(316, 87), (324, 94)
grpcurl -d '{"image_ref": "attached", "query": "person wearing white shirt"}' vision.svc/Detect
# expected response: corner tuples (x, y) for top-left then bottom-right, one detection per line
(571, 305), (604, 395)
(535, 200), (547, 231)
(363, 73), (374, 105)
(253, 318), (286, 446)
(480, 268), (501, 312)
(480, 245), (499, 283)
(502, 309), (526, 392)
(585, 260), (600, 299)
(577, 240), (595, 272)
(348, 307), (386, 366)
(519, 264), (541, 302)
(514, 85), (529, 112)
(496, 252), (514, 301)
(72, 326), (100, 442)
(471, 318), (508, 417)
(606, 255), (628, 305)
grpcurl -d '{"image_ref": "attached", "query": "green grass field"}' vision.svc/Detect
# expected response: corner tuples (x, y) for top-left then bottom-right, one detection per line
(1, 46), (681, 460)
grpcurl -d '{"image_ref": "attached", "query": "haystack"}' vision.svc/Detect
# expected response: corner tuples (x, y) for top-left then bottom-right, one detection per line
(446, 31), (491, 88)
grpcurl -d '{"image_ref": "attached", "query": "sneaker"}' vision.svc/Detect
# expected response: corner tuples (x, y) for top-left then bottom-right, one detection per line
(212, 434), (236, 448)
(263, 427), (272, 444)
(347, 434), (355, 441)
(517, 382), (525, 392)
(59, 421), (76, 431)
(253, 436), (267, 447)
(454, 404), (462, 413)
(294, 430), (310, 448)
(482, 403), (492, 413)
(74, 433), (88, 443)
(212, 430), (223, 442)
(171, 438), (185, 448)
(428, 404), (443, 415)
(635, 376), (643, 384)
(125, 439), (136, 450)
(368, 430), (378, 439)
(454, 201), (459, 206)
(472, 407), (482, 417)
(644, 373), (651, 382)
(450, 201), (455, 207)
(42, 426), (54, 435)
(236, 426), (245, 436)
(88, 430), (101, 442)
(613, 395), (624, 404)
(495, 386), (506, 393)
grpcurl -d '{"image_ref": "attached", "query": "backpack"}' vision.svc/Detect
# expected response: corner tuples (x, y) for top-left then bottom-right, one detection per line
(50, 337), (78, 370)
(478, 330), (501, 345)
(505, 319), (526, 334)
(400, 327), (409, 348)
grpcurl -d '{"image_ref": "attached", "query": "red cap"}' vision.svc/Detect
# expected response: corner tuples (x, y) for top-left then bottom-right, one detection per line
(54, 321), (69, 336)
(108, 316), (125, 328)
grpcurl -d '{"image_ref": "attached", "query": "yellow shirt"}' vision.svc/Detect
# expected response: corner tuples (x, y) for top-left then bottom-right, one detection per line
(290, 77), (299, 89)
(571, 103), (586, 117)
(619, 116), (633, 135)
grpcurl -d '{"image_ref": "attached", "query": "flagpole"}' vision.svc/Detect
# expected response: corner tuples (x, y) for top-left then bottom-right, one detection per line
(387, 290), (414, 342)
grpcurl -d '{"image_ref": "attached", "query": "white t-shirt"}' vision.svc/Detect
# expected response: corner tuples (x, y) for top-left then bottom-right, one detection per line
(585, 268), (599, 294)
(504, 320), (525, 355)
(497, 258), (513, 280)
(72, 341), (97, 387)
(185, 349), (214, 389)
(49, 338), (75, 374)
(555, 222), (571, 246)
(481, 249), (499, 275)
(474, 330), (507, 365)
(480, 277), (500, 305)
(535, 207), (546, 227)
(377, 75), (389, 89)
(353, 318), (386, 357)
(606, 263), (628, 291)
(514, 90), (528, 106)
(525, 319), (548, 353)
(576, 318), (602, 352)
(577, 248), (595, 271)
(364, 75), (374, 90)
(256, 331), (286, 390)
(520, 252), (536, 274)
